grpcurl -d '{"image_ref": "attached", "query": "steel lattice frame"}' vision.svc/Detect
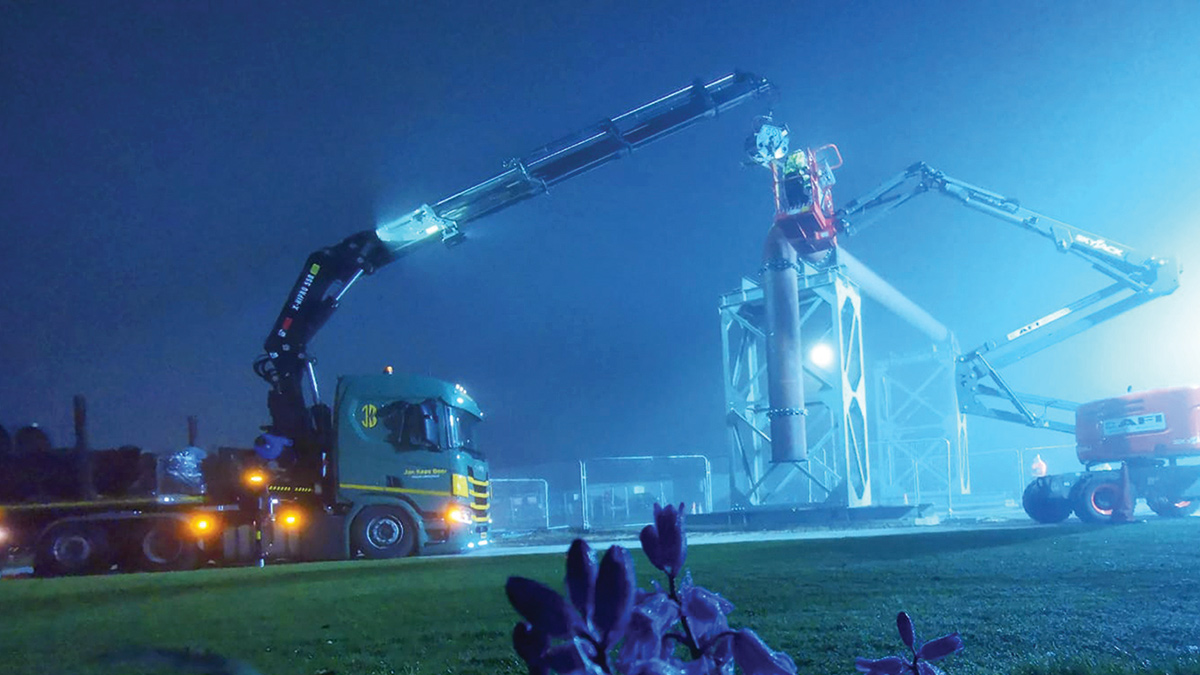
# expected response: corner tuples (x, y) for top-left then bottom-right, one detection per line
(872, 347), (971, 503)
(720, 264), (871, 508)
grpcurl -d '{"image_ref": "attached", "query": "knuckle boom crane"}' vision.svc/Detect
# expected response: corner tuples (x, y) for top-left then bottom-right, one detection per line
(253, 71), (774, 494)
(246, 73), (775, 556)
(0, 72), (775, 575)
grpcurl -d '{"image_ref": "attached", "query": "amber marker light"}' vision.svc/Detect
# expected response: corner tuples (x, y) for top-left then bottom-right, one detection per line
(243, 469), (268, 489)
(189, 514), (219, 537)
(276, 508), (303, 530)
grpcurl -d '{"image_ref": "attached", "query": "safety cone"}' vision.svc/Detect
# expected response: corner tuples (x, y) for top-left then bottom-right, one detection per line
(1112, 462), (1136, 523)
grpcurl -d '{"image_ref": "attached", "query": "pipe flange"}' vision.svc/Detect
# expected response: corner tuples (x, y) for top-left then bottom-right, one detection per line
(761, 258), (799, 273)
(766, 407), (807, 418)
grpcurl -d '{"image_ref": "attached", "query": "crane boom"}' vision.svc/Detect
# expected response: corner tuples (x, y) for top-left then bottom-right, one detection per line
(836, 162), (1180, 432)
(255, 71), (775, 451)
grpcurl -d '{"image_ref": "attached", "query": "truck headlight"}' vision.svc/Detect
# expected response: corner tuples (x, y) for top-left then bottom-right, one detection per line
(446, 505), (473, 525)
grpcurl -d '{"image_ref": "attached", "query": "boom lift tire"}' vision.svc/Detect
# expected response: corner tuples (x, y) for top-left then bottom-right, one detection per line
(34, 521), (112, 576)
(1072, 473), (1122, 523)
(351, 505), (417, 559)
(1022, 479), (1072, 524)
(1146, 495), (1199, 518)
(131, 518), (199, 572)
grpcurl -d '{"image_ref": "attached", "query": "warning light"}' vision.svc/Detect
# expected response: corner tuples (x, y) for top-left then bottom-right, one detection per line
(243, 469), (268, 489)
(384, 366), (394, 375)
(189, 514), (220, 537)
(276, 508), (303, 530)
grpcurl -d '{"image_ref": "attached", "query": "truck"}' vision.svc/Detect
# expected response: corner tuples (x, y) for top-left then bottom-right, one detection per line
(745, 127), (1189, 523)
(0, 72), (776, 576)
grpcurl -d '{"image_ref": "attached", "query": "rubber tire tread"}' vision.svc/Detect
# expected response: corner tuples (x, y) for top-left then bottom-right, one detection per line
(351, 505), (418, 559)
(1072, 474), (1122, 524)
(34, 522), (110, 577)
(1022, 480), (1072, 524)
(131, 519), (200, 573)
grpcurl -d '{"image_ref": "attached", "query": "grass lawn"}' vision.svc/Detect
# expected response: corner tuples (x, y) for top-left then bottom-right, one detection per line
(3, 519), (1200, 675)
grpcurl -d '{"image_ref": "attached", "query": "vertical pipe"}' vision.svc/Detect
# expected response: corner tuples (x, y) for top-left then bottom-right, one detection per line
(187, 416), (199, 446)
(579, 460), (590, 531)
(73, 394), (95, 499)
(762, 225), (808, 461)
(73, 395), (88, 451)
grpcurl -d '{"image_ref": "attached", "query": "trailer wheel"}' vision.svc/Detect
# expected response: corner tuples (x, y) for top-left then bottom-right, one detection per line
(1073, 474), (1122, 523)
(351, 505), (417, 559)
(35, 522), (111, 576)
(132, 520), (199, 572)
(1022, 480), (1072, 523)
(1147, 496), (1199, 518)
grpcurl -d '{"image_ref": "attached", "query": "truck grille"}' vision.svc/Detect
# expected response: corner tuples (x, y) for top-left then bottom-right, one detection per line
(467, 466), (489, 528)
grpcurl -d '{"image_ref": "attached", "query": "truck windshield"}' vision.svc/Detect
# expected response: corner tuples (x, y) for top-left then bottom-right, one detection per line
(446, 407), (481, 455)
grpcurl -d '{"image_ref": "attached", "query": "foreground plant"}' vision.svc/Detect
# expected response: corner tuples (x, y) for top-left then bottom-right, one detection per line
(855, 611), (964, 675)
(506, 503), (796, 675)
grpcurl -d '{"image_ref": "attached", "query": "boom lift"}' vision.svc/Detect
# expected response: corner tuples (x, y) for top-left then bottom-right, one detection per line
(0, 72), (776, 575)
(835, 162), (1180, 433)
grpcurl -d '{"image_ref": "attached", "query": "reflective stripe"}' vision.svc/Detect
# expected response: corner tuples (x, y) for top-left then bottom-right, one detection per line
(467, 476), (488, 486)
(468, 489), (489, 498)
(340, 483), (451, 497)
(268, 485), (315, 493)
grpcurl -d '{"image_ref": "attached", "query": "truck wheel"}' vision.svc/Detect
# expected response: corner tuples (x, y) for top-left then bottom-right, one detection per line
(1073, 474), (1122, 523)
(351, 505), (417, 559)
(132, 520), (199, 572)
(35, 522), (111, 576)
(1022, 480), (1072, 523)
(1147, 496), (1199, 518)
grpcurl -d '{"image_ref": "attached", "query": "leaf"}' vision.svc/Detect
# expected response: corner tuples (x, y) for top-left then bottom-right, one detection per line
(731, 629), (797, 675)
(917, 661), (945, 675)
(640, 519), (663, 571)
(544, 638), (602, 675)
(627, 658), (686, 675)
(565, 539), (597, 624)
(854, 656), (907, 675)
(896, 611), (915, 649)
(916, 633), (963, 663)
(512, 622), (549, 665)
(593, 546), (637, 646)
(506, 576), (575, 638)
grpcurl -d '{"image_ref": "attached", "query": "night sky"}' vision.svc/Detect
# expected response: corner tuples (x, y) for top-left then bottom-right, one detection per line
(3, 2), (1199, 483)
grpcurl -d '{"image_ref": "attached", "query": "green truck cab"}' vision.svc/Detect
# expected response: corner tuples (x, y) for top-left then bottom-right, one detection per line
(328, 373), (490, 557)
